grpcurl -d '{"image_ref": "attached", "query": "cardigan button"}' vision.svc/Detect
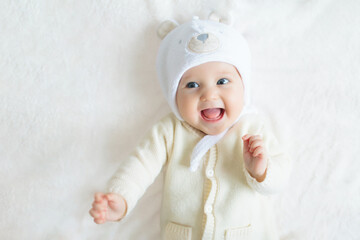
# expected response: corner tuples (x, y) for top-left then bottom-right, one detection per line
(206, 169), (214, 178)
(204, 205), (213, 214)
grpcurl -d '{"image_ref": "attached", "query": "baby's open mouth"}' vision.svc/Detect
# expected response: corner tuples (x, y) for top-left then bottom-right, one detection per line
(201, 108), (225, 121)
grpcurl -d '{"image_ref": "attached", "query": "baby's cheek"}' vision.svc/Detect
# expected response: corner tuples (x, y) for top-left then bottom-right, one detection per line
(228, 97), (244, 114)
(181, 104), (197, 123)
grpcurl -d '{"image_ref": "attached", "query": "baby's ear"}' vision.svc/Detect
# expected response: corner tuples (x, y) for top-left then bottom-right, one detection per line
(208, 11), (233, 25)
(157, 20), (179, 39)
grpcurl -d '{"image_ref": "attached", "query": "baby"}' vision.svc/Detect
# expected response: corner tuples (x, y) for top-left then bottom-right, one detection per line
(90, 15), (290, 240)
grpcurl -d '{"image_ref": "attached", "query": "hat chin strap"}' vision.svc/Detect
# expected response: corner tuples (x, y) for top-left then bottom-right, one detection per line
(189, 128), (228, 172)
(189, 105), (256, 172)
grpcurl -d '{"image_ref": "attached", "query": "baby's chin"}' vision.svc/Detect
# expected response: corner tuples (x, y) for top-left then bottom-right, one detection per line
(199, 125), (229, 135)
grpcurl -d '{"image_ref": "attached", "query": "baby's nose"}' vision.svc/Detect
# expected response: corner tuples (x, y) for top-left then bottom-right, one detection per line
(200, 88), (219, 102)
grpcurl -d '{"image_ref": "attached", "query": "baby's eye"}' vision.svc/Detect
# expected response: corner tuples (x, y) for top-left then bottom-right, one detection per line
(186, 82), (199, 88)
(217, 78), (229, 85)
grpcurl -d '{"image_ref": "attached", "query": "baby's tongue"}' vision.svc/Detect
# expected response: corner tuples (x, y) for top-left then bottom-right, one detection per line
(202, 108), (221, 119)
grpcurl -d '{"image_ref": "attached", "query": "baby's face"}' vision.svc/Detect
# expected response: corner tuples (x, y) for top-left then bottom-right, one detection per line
(176, 62), (244, 135)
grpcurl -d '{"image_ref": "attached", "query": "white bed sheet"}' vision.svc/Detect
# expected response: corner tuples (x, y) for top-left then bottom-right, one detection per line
(1, 0), (359, 239)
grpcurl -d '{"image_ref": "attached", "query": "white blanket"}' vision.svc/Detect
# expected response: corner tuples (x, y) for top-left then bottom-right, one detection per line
(1, 0), (359, 239)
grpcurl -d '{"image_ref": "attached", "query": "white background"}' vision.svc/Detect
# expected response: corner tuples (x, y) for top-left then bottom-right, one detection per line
(1, 0), (359, 239)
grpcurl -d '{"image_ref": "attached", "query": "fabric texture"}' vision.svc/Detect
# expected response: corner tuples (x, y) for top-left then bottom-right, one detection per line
(108, 113), (290, 240)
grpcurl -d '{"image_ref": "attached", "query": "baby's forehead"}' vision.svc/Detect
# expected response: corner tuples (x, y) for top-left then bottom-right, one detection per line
(181, 61), (240, 79)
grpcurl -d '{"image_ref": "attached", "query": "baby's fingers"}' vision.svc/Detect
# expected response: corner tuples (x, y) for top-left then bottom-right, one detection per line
(105, 193), (118, 203)
(89, 208), (106, 224)
(89, 208), (101, 218)
(94, 192), (106, 203)
(253, 146), (265, 157)
(92, 201), (107, 212)
(242, 134), (251, 141)
(249, 139), (263, 152)
(248, 135), (262, 146)
(94, 217), (106, 224)
(242, 135), (250, 151)
(106, 193), (126, 212)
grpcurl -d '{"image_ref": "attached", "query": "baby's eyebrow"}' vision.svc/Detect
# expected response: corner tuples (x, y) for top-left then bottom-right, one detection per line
(217, 71), (236, 77)
(221, 70), (242, 79)
(180, 75), (195, 83)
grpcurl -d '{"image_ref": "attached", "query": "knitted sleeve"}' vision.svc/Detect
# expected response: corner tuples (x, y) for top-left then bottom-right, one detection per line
(243, 121), (292, 195)
(107, 114), (175, 215)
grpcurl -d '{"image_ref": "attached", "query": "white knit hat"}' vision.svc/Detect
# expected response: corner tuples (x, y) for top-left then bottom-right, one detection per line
(156, 15), (254, 171)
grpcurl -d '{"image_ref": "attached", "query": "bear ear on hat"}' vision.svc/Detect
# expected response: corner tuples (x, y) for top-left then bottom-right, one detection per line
(157, 20), (179, 39)
(208, 11), (233, 25)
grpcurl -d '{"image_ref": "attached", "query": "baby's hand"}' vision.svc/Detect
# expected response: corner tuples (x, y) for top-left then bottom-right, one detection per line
(242, 134), (268, 182)
(89, 192), (127, 224)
